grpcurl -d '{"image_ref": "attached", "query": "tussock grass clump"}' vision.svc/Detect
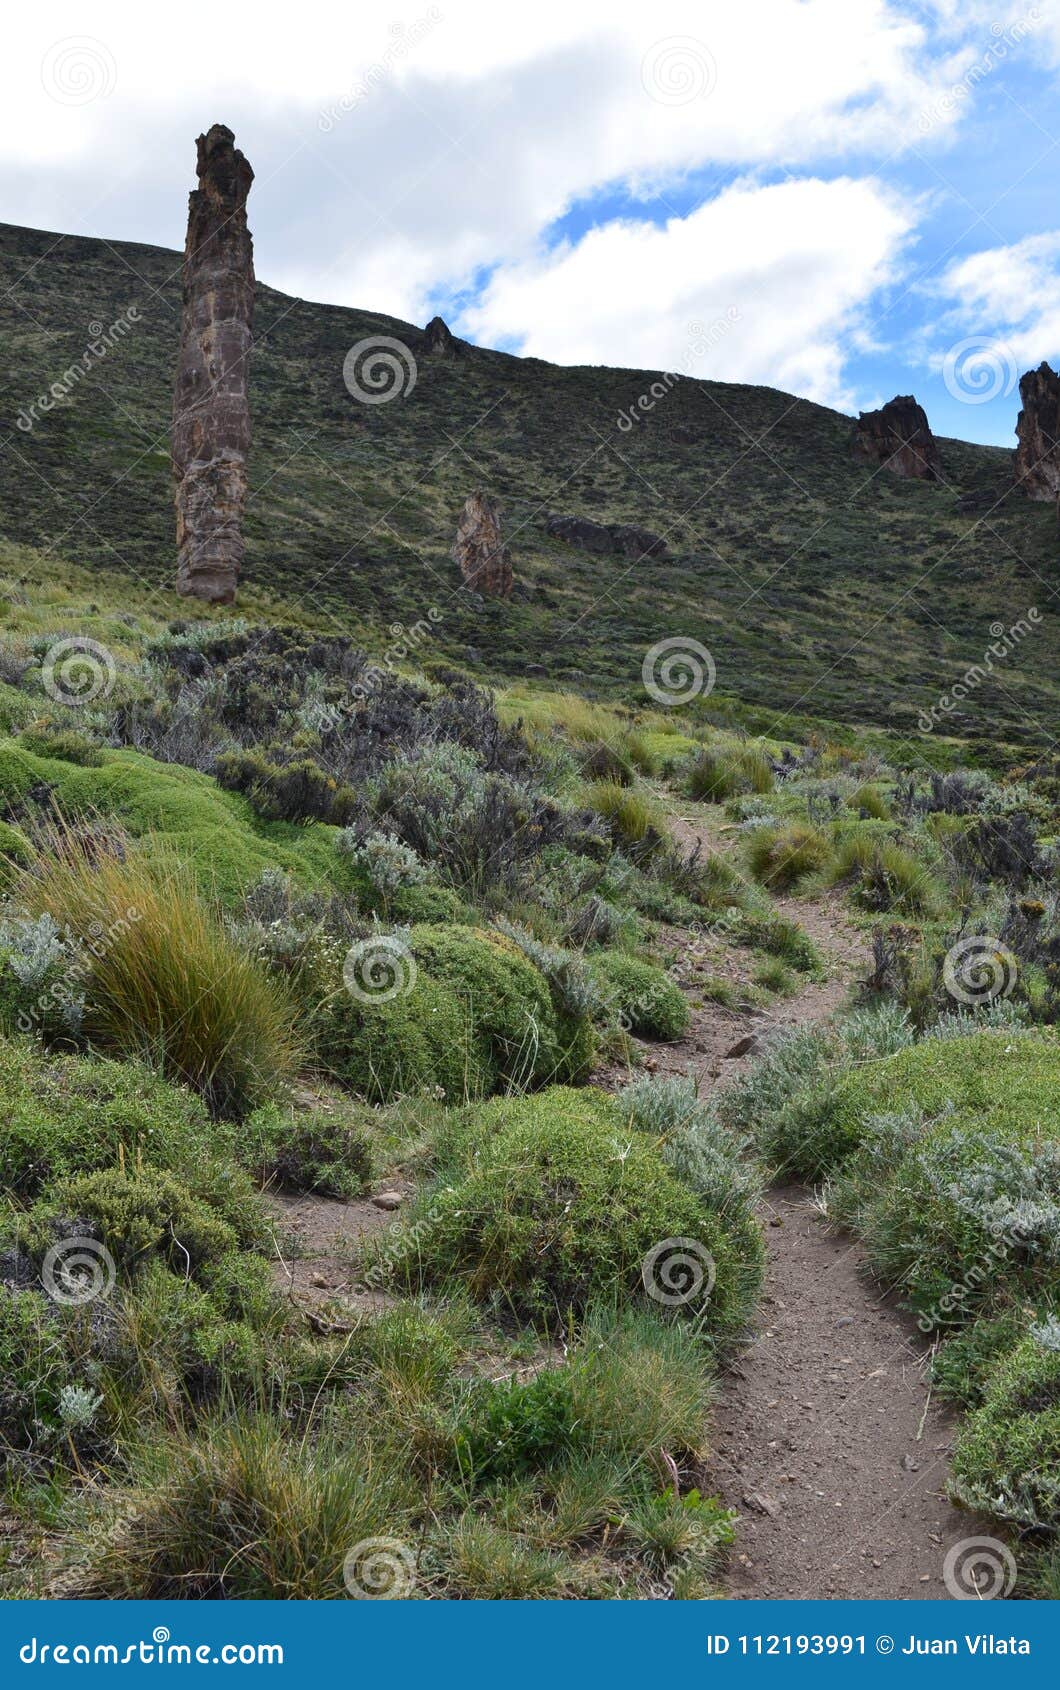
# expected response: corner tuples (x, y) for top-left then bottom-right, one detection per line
(848, 782), (891, 820)
(685, 743), (773, 803)
(585, 780), (664, 852)
(830, 832), (941, 915)
(70, 1412), (419, 1599)
(735, 912), (822, 974)
(745, 822), (833, 891)
(18, 837), (301, 1118)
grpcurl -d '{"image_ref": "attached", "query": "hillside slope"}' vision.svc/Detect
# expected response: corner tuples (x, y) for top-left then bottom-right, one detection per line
(1, 220), (1058, 749)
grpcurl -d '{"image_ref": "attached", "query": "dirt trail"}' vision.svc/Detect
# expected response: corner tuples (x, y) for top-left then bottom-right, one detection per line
(647, 810), (978, 1599)
(268, 805), (981, 1598)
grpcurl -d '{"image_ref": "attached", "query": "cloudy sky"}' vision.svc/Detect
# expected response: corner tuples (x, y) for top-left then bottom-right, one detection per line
(5, 0), (1060, 444)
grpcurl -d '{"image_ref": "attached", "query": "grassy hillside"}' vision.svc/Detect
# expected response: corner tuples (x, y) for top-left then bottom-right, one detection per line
(2, 220), (1058, 751)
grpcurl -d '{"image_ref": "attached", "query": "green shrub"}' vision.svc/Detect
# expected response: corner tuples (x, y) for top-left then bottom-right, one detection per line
(409, 923), (583, 1087)
(590, 951), (689, 1041)
(387, 1086), (760, 1339)
(107, 1259), (271, 1400)
(28, 1167), (245, 1280)
(216, 750), (357, 826)
(452, 1368), (579, 1481)
(622, 1075), (764, 1270)
(745, 823), (832, 891)
(846, 1121), (1060, 1327)
(321, 970), (488, 1104)
(246, 1100), (373, 1199)
(0, 1286), (64, 1445)
(0, 1041), (237, 1201)
(950, 1329), (1060, 1530)
(805, 1027), (1060, 1175)
(932, 1315), (1028, 1409)
(0, 912), (83, 1043)
(19, 729), (104, 766)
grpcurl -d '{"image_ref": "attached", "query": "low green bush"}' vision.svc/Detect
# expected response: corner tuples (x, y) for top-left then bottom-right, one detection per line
(590, 951), (689, 1041)
(754, 1026), (1060, 1182)
(950, 1327), (1060, 1530)
(246, 1101), (374, 1199)
(27, 1167), (246, 1280)
(321, 970), (487, 1104)
(386, 1086), (760, 1338)
(0, 1040), (238, 1201)
(409, 924), (578, 1087)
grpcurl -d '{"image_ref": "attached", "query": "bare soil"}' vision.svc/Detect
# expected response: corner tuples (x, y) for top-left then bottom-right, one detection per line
(632, 808), (981, 1599)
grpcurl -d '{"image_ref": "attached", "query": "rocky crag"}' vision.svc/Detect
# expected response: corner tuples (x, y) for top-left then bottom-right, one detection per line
(852, 395), (942, 482)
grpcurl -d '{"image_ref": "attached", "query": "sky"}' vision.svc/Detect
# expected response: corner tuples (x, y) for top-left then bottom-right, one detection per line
(4, 0), (1060, 446)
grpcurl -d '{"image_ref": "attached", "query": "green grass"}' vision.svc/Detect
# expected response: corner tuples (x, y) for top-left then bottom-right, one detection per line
(0, 740), (349, 904)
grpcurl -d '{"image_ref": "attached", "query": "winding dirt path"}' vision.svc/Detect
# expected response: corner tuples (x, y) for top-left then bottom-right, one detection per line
(631, 808), (980, 1600)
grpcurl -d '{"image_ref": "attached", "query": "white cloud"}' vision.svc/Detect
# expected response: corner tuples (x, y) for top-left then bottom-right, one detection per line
(1, 0), (1051, 410)
(934, 230), (1060, 370)
(462, 176), (917, 409)
(0, 1), (980, 287)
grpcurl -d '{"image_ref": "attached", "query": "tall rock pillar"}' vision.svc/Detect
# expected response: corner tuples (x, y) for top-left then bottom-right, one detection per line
(172, 124), (254, 603)
(1014, 362), (1060, 502)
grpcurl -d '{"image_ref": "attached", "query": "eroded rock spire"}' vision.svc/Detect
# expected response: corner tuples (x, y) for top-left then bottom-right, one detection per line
(1014, 362), (1060, 501)
(852, 395), (942, 483)
(453, 492), (513, 597)
(172, 123), (254, 603)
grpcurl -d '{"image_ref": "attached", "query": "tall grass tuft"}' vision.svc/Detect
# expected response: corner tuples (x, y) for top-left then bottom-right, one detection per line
(18, 830), (302, 1117)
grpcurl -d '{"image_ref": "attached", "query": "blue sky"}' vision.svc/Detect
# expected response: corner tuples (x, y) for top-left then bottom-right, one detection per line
(4, 1), (1060, 446)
